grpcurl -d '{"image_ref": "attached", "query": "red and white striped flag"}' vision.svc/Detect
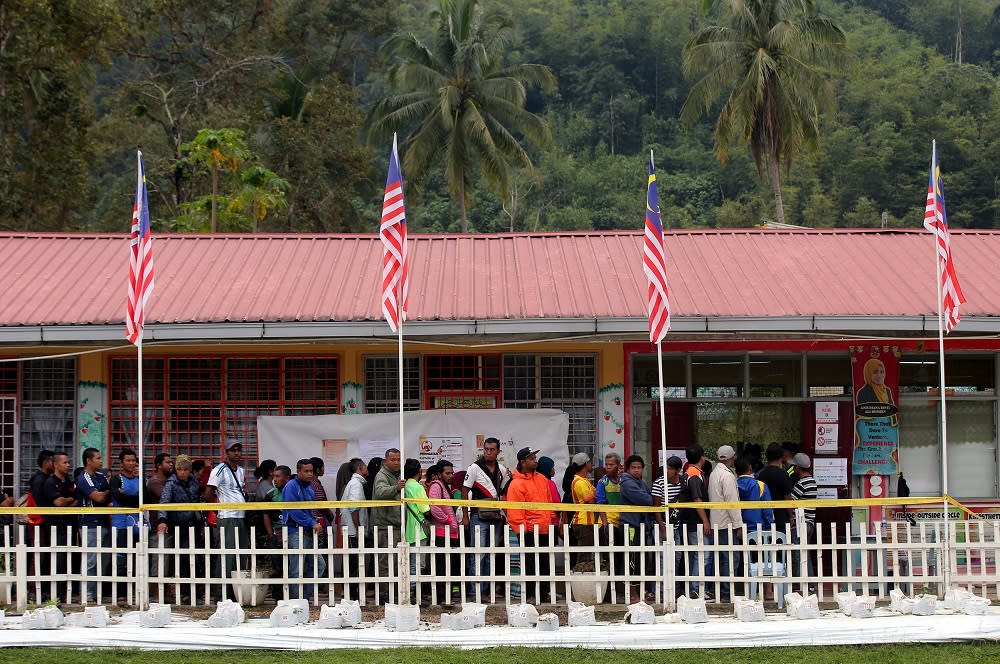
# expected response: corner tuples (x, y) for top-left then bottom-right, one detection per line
(126, 150), (155, 345)
(380, 135), (409, 332)
(643, 159), (671, 343)
(923, 143), (966, 333)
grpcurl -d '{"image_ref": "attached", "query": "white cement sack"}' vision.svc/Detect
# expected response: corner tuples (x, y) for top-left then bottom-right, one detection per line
(317, 605), (346, 629)
(788, 593), (820, 620)
(383, 603), (398, 629)
(440, 612), (478, 630)
(139, 603), (172, 628)
(849, 596), (875, 618)
(536, 613), (559, 631)
(567, 601), (596, 627)
(625, 601), (655, 625)
(507, 603), (539, 627)
(964, 597), (990, 616)
(269, 603), (304, 627)
(677, 595), (708, 624)
(912, 594), (937, 616)
(945, 587), (976, 611)
(395, 604), (420, 632)
(889, 589), (909, 613)
(459, 603), (487, 627)
(734, 597), (765, 622)
(836, 591), (857, 615)
(207, 599), (245, 628)
(784, 592), (803, 616)
(335, 599), (362, 627)
(22, 606), (64, 630)
(82, 606), (110, 628)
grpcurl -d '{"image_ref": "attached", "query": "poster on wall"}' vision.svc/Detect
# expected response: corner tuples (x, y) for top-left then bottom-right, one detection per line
(418, 435), (464, 467)
(851, 345), (900, 475)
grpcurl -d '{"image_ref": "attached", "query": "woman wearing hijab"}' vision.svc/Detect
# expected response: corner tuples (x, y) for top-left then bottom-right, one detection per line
(857, 358), (895, 406)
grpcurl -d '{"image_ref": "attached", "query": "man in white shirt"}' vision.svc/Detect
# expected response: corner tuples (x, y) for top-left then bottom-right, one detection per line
(707, 444), (742, 603)
(339, 458), (369, 601)
(206, 438), (248, 601)
(461, 437), (510, 599)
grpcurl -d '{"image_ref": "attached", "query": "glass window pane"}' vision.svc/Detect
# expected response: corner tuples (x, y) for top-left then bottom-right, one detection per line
(807, 356), (853, 397)
(694, 402), (740, 457)
(692, 356), (744, 398)
(749, 356), (801, 398)
(898, 402), (941, 495)
(946, 401), (996, 498)
(900, 355), (996, 395)
(632, 355), (686, 399)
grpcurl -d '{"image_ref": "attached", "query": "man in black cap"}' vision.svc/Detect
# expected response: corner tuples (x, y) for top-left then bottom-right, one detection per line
(506, 446), (556, 603)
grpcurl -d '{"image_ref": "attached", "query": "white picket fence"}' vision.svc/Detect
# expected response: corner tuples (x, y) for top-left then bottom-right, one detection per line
(0, 517), (996, 612)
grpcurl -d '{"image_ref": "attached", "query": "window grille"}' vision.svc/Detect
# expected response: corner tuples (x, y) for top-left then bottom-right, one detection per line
(425, 354), (501, 393)
(110, 356), (338, 471)
(364, 356), (420, 413)
(20, 358), (76, 493)
(503, 354), (598, 457)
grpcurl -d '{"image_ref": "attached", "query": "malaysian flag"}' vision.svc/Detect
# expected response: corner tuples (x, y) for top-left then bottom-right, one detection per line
(126, 150), (155, 345)
(923, 143), (966, 333)
(643, 159), (671, 343)
(380, 135), (409, 332)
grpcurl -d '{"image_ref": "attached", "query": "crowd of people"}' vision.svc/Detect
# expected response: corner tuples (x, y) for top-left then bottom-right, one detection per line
(16, 436), (817, 607)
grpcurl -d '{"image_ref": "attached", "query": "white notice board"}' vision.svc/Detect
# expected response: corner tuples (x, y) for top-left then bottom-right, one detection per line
(813, 457), (848, 486)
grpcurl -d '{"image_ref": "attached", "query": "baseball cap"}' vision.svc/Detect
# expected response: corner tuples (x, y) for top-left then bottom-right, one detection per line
(516, 446), (540, 461)
(717, 445), (736, 461)
(571, 452), (591, 466)
(790, 452), (811, 469)
(225, 438), (242, 451)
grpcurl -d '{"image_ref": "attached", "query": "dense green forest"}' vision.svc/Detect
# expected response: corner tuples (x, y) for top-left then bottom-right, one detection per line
(2, 0), (999, 234)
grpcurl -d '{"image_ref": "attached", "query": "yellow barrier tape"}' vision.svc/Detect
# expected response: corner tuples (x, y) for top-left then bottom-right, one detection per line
(0, 500), (397, 516)
(945, 495), (984, 520)
(400, 495), (952, 513)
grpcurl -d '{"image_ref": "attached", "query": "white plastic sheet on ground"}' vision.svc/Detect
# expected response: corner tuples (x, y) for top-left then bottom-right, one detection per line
(0, 608), (998, 650)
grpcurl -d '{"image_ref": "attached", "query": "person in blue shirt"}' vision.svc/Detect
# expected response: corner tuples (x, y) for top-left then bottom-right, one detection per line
(736, 457), (774, 534)
(282, 458), (326, 600)
(77, 447), (111, 603)
(110, 448), (141, 605)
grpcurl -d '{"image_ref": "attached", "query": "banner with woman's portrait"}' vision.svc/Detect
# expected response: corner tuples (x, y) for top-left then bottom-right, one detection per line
(851, 345), (901, 475)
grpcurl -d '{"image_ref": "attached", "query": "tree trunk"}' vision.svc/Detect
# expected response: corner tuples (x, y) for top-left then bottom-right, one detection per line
(210, 163), (218, 233)
(459, 177), (468, 233)
(767, 156), (785, 225)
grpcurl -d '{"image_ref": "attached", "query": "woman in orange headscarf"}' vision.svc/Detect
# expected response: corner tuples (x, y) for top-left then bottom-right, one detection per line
(856, 358), (895, 406)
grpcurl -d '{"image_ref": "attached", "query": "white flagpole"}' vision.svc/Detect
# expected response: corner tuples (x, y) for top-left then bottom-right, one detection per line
(136, 337), (147, 610)
(930, 140), (951, 588)
(651, 149), (671, 609)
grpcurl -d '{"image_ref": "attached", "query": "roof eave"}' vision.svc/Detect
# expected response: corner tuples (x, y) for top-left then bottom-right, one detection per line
(1, 315), (997, 345)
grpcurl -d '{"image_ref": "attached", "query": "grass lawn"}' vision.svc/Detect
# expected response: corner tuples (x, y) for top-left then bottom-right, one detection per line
(2, 646), (999, 663)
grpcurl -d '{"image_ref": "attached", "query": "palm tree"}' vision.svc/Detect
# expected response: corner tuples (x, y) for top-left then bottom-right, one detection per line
(367, 0), (556, 232)
(680, 0), (849, 225)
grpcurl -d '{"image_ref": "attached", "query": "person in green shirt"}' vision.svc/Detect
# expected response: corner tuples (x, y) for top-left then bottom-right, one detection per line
(403, 458), (431, 605)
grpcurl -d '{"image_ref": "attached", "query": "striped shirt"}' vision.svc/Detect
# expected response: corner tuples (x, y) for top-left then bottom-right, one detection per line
(790, 475), (817, 525)
(651, 476), (682, 504)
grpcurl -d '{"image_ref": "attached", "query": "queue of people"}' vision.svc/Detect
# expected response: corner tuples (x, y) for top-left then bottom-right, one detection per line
(16, 437), (816, 607)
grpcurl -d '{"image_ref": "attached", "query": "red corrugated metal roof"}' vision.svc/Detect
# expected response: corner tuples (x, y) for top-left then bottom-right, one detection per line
(0, 229), (998, 327)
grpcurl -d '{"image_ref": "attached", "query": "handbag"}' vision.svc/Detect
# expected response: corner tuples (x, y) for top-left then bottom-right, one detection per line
(476, 506), (505, 522)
